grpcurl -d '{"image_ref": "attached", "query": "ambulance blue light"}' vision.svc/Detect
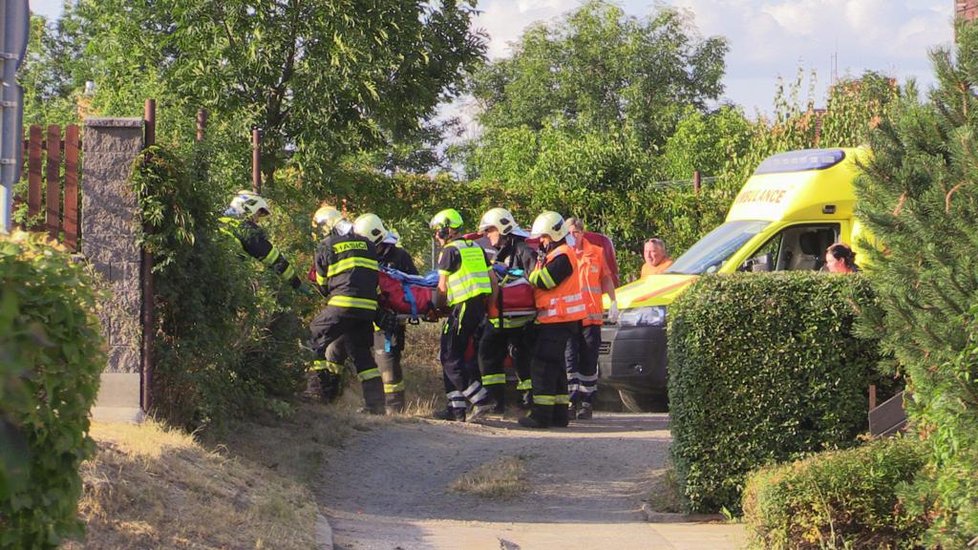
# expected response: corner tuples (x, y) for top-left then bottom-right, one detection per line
(753, 149), (846, 175)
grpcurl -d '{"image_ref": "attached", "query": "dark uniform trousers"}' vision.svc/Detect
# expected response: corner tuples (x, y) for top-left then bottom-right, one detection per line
(310, 312), (384, 412)
(477, 323), (534, 407)
(530, 321), (580, 427)
(442, 297), (490, 413)
(374, 324), (407, 411)
(565, 323), (602, 405)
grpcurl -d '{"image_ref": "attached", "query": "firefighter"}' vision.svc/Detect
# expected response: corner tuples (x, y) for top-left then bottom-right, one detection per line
(356, 214), (418, 413)
(521, 211), (587, 429)
(220, 190), (310, 294)
(429, 208), (498, 422)
(564, 217), (618, 420)
(476, 207), (537, 413)
(307, 205), (386, 414)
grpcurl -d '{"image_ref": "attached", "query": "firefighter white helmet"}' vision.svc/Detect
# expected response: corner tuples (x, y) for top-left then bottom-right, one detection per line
(312, 205), (344, 238)
(225, 190), (270, 217)
(353, 213), (388, 245)
(530, 211), (569, 241)
(478, 207), (520, 236)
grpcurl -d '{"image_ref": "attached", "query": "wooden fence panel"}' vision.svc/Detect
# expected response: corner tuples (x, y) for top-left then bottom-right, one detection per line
(15, 124), (83, 251)
(64, 125), (81, 251)
(45, 125), (62, 240)
(28, 125), (43, 220)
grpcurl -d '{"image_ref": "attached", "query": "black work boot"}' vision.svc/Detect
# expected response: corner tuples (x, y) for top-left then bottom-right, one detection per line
(552, 403), (569, 428)
(385, 391), (406, 415)
(433, 407), (466, 421)
(318, 371), (344, 404)
(361, 378), (387, 415)
(518, 404), (552, 429)
(486, 386), (506, 414)
(576, 402), (594, 420)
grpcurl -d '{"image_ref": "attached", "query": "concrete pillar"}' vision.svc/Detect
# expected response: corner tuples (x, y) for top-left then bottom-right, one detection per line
(81, 117), (144, 423)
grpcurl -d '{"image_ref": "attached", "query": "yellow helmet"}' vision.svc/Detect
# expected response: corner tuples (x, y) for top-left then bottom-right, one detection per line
(312, 205), (344, 238)
(530, 211), (569, 241)
(429, 208), (464, 230)
(478, 207), (519, 235)
(353, 213), (388, 245)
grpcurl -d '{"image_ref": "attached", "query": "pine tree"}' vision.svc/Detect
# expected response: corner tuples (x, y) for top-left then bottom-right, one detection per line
(856, 21), (978, 546)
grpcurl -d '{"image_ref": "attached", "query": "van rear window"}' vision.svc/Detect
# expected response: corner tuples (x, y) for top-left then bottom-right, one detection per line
(753, 149), (846, 174)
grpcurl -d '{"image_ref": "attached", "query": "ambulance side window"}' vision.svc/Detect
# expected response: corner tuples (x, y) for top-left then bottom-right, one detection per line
(769, 224), (840, 271)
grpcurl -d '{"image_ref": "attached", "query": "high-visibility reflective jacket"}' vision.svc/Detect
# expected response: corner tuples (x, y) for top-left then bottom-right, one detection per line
(577, 239), (610, 326)
(529, 243), (587, 324)
(314, 232), (380, 319)
(220, 217), (301, 289)
(439, 240), (492, 307)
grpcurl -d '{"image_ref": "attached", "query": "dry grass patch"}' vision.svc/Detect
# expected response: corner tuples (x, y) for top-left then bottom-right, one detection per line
(64, 420), (318, 550)
(644, 466), (684, 513)
(450, 455), (529, 500)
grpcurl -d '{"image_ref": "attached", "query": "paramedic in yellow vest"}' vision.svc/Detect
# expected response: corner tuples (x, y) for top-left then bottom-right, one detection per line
(307, 205), (386, 414)
(429, 208), (499, 422)
(565, 217), (618, 420)
(521, 211), (587, 429)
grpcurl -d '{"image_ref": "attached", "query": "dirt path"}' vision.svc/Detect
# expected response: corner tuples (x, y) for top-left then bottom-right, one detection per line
(317, 412), (744, 549)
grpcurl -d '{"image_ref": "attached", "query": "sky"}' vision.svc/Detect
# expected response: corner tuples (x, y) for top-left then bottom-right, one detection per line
(31, 0), (955, 118)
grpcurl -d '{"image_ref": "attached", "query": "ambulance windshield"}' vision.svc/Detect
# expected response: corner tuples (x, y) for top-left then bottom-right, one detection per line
(667, 220), (770, 275)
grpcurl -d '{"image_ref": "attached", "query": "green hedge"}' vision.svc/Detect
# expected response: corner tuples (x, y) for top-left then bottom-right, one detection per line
(133, 144), (307, 429)
(0, 232), (106, 548)
(668, 272), (886, 513)
(742, 436), (928, 549)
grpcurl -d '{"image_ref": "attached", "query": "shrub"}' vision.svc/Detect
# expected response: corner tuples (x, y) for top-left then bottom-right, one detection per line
(669, 272), (887, 513)
(132, 144), (306, 429)
(742, 436), (928, 549)
(0, 231), (106, 548)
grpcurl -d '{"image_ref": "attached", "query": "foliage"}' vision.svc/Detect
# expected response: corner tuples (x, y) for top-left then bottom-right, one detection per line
(742, 436), (928, 549)
(19, 12), (88, 127)
(75, 0), (486, 183)
(470, 0), (727, 150)
(854, 22), (978, 545)
(130, 144), (307, 429)
(0, 231), (105, 548)
(660, 105), (753, 180)
(668, 272), (886, 513)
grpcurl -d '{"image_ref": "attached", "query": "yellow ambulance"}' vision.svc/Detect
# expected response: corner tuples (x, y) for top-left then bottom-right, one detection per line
(599, 147), (872, 411)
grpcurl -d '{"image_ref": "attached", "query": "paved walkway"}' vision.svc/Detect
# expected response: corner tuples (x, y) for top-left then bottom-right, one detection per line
(318, 413), (745, 549)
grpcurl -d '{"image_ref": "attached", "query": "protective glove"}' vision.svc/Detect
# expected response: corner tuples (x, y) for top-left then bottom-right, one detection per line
(607, 300), (620, 324)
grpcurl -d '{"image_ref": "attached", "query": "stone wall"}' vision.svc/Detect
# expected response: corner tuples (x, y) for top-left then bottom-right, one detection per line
(81, 118), (144, 422)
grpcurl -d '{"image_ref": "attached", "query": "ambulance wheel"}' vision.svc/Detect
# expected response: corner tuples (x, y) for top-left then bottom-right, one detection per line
(618, 389), (666, 413)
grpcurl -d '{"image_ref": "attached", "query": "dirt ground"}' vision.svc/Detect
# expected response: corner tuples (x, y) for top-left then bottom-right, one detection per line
(316, 412), (745, 550)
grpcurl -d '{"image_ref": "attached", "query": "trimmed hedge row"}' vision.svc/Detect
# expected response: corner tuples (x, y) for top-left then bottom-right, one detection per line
(668, 272), (886, 513)
(742, 436), (928, 549)
(0, 232), (106, 548)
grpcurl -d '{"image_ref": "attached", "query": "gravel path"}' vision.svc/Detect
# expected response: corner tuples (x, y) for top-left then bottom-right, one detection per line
(317, 412), (744, 549)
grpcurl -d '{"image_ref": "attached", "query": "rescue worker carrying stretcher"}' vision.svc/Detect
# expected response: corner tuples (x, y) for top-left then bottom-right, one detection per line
(321, 214), (418, 413)
(429, 208), (499, 422)
(476, 207), (537, 413)
(520, 211), (587, 429)
(220, 190), (310, 295)
(307, 205), (386, 414)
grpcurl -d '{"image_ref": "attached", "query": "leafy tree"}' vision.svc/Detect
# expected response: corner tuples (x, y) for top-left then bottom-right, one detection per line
(660, 105), (752, 179)
(856, 21), (978, 546)
(471, 0), (727, 150)
(19, 9), (88, 127)
(75, 0), (486, 184)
